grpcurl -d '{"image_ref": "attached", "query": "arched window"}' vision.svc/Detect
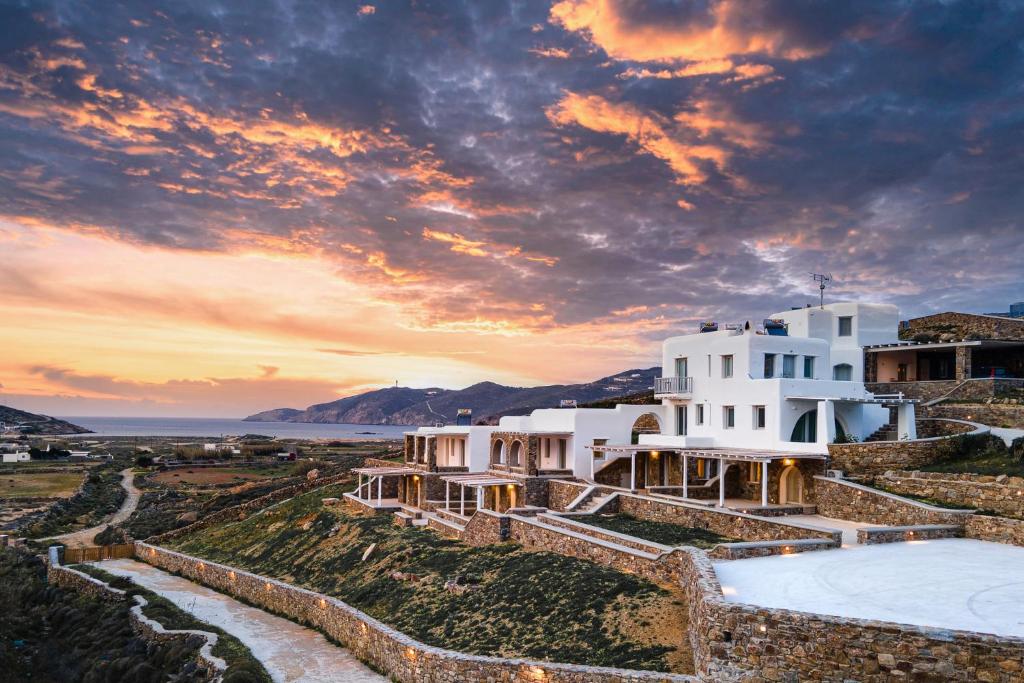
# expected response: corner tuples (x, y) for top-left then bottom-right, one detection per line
(790, 409), (818, 443)
(491, 439), (505, 465)
(833, 363), (853, 381)
(509, 440), (524, 467)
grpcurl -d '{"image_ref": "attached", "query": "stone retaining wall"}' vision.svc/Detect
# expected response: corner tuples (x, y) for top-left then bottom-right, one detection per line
(47, 562), (224, 679)
(856, 524), (963, 545)
(707, 538), (838, 559)
(615, 493), (840, 544)
(814, 476), (971, 526)
(47, 561), (128, 602)
(877, 470), (1024, 518)
(827, 420), (988, 475)
(136, 542), (696, 683)
(966, 514), (1024, 547)
(922, 402), (1024, 429)
(547, 479), (588, 511)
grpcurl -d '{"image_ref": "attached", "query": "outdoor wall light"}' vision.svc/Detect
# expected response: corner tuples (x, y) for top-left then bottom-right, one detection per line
(405, 647), (417, 662)
(265, 582), (273, 591)
(229, 571), (236, 581)
(759, 624), (767, 633)
(783, 458), (794, 466)
(198, 562), (205, 571)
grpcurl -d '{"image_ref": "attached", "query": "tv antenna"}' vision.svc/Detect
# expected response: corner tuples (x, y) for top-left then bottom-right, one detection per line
(811, 273), (832, 309)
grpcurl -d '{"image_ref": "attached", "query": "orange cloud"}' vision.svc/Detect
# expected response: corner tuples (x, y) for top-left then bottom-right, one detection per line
(550, 0), (824, 64)
(547, 91), (728, 186)
(530, 46), (573, 59)
(422, 228), (559, 267)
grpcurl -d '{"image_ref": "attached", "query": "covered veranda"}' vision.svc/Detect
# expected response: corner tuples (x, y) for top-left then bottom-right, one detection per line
(586, 444), (825, 509)
(439, 472), (520, 515)
(348, 466), (418, 509)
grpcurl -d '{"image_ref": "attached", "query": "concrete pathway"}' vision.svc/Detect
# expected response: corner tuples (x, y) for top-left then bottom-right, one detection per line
(95, 559), (386, 683)
(44, 468), (141, 548)
(784, 514), (872, 547)
(714, 538), (1024, 638)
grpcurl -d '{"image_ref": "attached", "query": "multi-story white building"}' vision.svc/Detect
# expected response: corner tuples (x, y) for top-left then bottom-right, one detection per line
(351, 301), (920, 514)
(647, 302), (915, 454)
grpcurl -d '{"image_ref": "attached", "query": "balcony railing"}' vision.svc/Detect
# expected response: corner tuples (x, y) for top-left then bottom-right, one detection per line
(654, 376), (693, 396)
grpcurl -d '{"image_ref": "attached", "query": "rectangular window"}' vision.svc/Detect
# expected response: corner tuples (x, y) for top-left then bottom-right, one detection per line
(557, 438), (567, 469)
(838, 316), (853, 337)
(722, 355), (734, 378)
(764, 353), (775, 378)
(676, 406), (687, 436)
(723, 405), (735, 429)
(752, 405), (766, 429)
(803, 356), (815, 378)
(696, 404), (705, 425)
(782, 354), (796, 378)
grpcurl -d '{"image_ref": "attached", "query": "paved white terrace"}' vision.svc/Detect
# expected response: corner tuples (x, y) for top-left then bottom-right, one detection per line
(714, 539), (1024, 638)
(96, 559), (386, 683)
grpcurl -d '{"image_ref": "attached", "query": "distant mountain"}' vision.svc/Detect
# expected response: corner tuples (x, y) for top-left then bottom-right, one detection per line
(243, 368), (660, 426)
(0, 406), (91, 435)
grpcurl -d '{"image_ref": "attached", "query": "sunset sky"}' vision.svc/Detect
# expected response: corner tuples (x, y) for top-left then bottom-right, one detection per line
(1, 0), (1022, 418)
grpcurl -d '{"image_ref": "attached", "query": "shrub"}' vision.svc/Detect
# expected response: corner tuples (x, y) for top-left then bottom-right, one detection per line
(1011, 437), (1024, 462)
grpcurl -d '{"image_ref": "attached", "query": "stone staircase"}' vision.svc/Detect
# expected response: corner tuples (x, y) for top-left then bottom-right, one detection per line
(574, 491), (615, 513)
(536, 513), (670, 555)
(865, 423), (897, 442)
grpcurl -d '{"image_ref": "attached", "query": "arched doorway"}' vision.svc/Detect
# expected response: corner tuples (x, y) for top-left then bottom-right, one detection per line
(790, 409), (849, 443)
(790, 410), (818, 442)
(509, 440), (523, 467)
(631, 412), (663, 444)
(779, 465), (803, 504)
(491, 439), (505, 465)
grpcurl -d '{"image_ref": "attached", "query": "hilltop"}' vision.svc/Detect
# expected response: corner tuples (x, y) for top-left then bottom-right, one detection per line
(244, 367), (659, 425)
(0, 405), (91, 435)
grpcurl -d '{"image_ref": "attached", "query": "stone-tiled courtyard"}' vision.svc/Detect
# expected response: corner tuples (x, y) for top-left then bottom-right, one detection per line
(714, 538), (1024, 638)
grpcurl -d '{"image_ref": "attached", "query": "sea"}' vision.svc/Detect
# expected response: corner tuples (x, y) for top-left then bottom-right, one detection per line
(55, 416), (410, 440)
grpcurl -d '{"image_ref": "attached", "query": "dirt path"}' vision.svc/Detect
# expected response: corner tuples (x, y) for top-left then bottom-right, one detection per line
(95, 559), (386, 683)
(43, 468), (140, 548)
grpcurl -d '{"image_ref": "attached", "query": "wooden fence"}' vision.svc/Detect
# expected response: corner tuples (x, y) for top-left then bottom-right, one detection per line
(62, 544), (134, 564)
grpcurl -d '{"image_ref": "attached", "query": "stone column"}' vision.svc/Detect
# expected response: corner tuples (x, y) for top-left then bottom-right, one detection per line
(955, 346), (971, 381)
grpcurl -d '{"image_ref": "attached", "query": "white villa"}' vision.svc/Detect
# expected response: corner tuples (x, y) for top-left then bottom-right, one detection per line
(349, 301), (919, 516)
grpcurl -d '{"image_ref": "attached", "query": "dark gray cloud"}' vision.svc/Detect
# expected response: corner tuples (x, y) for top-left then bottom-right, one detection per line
(0, 0), (1022, 340)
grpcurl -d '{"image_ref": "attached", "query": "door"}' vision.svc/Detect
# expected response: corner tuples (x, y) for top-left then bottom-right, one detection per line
(675, 357), (688, 378)
(780, 466), (803, 504)
(676, 405), (687, 436)
(897, 363), (908, 382)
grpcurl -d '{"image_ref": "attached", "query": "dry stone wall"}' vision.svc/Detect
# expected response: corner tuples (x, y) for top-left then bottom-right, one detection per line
(877, 470), (1024, 518)
(966, 514), (1024, 547)
(616, 493), (840, 544)
(547, 479), (588, 511)
(922, 402), (1024, 429)
(136, 542), (696, 683)
(827, 420), (986, 476)
(814, 476), (971, 525)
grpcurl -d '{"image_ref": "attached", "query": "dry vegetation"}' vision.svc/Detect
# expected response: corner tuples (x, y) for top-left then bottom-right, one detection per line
(169, 484), (693, 674)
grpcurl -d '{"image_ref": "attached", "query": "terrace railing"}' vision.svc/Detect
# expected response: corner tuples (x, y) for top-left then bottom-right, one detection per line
(654, 376), (693, 397)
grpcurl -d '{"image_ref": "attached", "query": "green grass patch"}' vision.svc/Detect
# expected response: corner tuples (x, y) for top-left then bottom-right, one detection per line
(0, 472), (84, 498)
(576, 513), (738, 548)
(74, 564), (272, 682)
(167, 484), (689, 673)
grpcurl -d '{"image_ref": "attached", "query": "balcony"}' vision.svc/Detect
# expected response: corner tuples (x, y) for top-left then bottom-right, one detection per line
(654, 376), (693, 398)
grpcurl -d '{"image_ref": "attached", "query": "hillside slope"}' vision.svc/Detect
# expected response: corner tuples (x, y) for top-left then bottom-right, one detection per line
(244, 368), (659, 425)
(0, 405), (91, 435)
